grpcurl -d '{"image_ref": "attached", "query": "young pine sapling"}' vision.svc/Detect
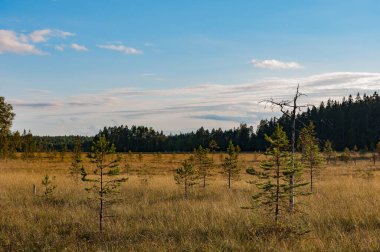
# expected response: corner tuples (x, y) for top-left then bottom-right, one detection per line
(298, 122), (324, 192)
(222, 141), (240, 189)
(174, 158), (198, 198)
(81, 135), (128, 233)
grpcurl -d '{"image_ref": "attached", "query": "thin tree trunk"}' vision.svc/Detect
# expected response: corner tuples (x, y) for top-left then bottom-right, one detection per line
(275, 148), (280, 223)
(100, 159), (104, 233)
(310, 165), (313, 192)
(185, 177), (188, 198)
(228, 170), (231, 188)
(289, 99), (296, 212)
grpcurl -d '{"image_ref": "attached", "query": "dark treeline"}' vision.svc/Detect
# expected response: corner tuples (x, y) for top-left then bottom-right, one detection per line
(92, 92), (380, 152)
(95, 124), (255, 152)
(33, 135), (93, 152)
(20, 92), (380, 153)
(262, 92), (380, 151)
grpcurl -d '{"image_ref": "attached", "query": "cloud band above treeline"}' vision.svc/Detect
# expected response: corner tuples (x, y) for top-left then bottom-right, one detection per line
(8, 72), (380, 136)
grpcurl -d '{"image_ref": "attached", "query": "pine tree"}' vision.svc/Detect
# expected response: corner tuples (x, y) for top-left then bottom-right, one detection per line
(41, 175), (57, 199)
(323, 140), (334, 164)
(247, 124), (308, 223)
(60, 142), (67, 161)
(222, 141), (240, 189)
(194, 145), (213, 188)
(69, 136), (84, 182)
(21, 130), (35, 159)
(299, 123), (324, 192)
(81, 135), (128, 233)
(208, 139), (219, 153)
(174, 158), (198, 198)
(9, 131), (21, 159)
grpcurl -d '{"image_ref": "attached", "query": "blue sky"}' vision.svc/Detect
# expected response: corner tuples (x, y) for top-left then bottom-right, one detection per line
(1, 0), (380, 135)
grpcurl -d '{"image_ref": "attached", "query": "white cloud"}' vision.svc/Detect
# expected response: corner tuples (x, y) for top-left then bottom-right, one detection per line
(56, 30), (75, 38)
(29, 29), (74, 43)
(71, 43), (88, 52)
(0, 29), (75, 55)
(29, 29), (52, 43)
(54, 44), (65, 51)
(0, 30), (43, 55)
(251, 59), (302, 70)
(97, 44), (142, 54)
(9, 72), (380, 135)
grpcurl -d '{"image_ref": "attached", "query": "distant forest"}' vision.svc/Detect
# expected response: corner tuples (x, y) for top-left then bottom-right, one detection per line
(31, 92), (380, 152)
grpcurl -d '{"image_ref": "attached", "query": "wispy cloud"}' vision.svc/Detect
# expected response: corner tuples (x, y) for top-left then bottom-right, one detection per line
(71, 43), (88, 52)
(251, 59), (302, 70)
(0, 29), (74, 55)
(29, 29), (74, 43)
(190, 114), (257, 123)
(9, 72), (379, 135)
(54, 44), (64, 51)
(97, 44), (142, 54)
(11, 101), (62, 108)
(0, 30), (43, 55)
(29, 29), (51, 43)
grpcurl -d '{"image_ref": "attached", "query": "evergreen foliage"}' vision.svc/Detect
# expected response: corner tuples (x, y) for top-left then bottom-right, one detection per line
(2, 92), (379, 154)
(323, 140), (334, 164)
(174, 159), (198, 198)
(193, 145), (213, 188)
(257, 92), (380, 151)
(69, 136), (84, 181)
(81, 135), (128, 233)
(298, 123), (324, 192)
(41, 175), (57, 198)
(222, 141), (240, 188)
(21, 130), (36, 159)
(247, 124), (308, 223)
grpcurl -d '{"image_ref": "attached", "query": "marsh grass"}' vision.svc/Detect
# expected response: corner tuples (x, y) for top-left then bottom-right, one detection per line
(0, 153), (379, 251)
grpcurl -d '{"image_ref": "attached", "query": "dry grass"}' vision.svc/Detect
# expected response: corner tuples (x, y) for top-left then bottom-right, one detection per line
(0, 153), (380, 251)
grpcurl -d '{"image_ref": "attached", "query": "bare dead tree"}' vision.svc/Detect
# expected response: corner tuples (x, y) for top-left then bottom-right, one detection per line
(261, 84), (312, 212)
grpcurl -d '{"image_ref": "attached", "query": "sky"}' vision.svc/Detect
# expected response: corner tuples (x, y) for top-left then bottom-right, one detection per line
(1, 0), (380, 136)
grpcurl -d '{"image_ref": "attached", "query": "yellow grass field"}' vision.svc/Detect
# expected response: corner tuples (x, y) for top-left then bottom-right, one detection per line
(0, 153), (379, 251)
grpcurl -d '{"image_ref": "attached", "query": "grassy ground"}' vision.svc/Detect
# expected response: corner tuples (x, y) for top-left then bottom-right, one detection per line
(0, 153), (379, 251)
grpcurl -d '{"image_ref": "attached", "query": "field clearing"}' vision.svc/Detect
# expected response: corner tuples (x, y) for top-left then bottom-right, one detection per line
(1, 153), (380, 251)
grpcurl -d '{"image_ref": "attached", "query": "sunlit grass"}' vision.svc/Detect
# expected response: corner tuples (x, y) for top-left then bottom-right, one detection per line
(0, 153), (379, 251)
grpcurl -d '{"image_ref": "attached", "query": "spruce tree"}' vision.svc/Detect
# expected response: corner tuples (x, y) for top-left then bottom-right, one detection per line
(247, 124), (308, 223)
(222, 141), (240, 189)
